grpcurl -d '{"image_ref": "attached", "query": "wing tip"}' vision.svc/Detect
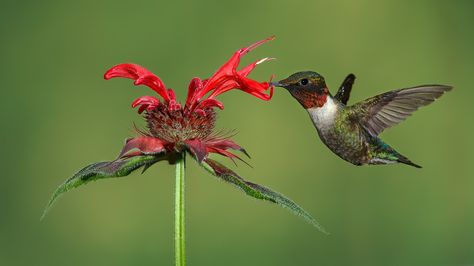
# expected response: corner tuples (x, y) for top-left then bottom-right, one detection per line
(413, 84), (453, 92)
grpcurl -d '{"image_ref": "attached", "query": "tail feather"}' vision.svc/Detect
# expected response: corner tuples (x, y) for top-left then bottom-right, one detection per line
(397, 155), (422, 168)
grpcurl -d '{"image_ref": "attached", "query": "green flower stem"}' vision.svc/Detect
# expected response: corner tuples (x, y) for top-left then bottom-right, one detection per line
(175, 152), (186, 266)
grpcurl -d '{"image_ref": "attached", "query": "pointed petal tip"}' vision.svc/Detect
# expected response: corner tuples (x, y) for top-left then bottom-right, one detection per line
(240, 36), (276, 55)
(103, 73), (112, 80)
(104, 63), (138, 80)
(103, 68), (117, 80)
(104, 64), (130, 80)
(256, 57), (276, 65)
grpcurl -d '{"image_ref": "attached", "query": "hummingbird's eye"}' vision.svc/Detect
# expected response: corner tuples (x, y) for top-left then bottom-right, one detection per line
(300, 79), (309, 86)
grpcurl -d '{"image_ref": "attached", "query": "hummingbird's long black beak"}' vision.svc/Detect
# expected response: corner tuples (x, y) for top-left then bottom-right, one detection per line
(270, 81), (285, 88)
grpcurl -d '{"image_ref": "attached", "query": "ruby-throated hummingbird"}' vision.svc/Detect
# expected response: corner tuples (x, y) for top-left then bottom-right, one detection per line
(273, 72), (452, 168)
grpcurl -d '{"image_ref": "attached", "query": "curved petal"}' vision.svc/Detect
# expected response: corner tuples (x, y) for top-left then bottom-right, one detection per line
(238, 35), (275, 56)
(193, 109), (206, 116)
(207, 80), (239, 99)
(194, 98), (224, 111)
(206, 147), (246, 166)
(118, 136), (166, 158)
(134, 75), (170, 101)
(104, 64), (170, 102)
(167, 89), (177, 101)
(208, 77), (273, 101)
(197, 54), (239, 99)
(192, 37), (275, 103)
(238, 57), (275, 77)
(185, 77), (203, 108)
(235, 77), (273, 101)
(206, 139), (250, 158)
(168, 99), (182, 111)
(131, 96), (160, 114)
(138, 105), (148, 114)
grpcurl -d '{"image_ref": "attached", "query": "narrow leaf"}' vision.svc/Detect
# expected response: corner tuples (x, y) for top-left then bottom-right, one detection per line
(200, 159), (328, 234)
(41, 155), (160, 220)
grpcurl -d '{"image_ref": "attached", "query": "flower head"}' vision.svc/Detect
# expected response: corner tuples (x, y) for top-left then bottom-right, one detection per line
(43, 37), (326, 233)
(103, 36), (274, 163)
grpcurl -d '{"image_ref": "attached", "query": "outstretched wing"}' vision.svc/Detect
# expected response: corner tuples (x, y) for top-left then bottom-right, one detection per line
(347, 85), (452, 136)
(334, 73), (356, 105)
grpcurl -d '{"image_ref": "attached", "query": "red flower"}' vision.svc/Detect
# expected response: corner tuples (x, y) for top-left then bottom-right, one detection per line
(103, 36), (274, 164)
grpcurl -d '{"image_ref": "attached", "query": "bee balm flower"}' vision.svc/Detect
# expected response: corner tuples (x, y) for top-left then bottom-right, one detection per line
(43, 37), (326, 234)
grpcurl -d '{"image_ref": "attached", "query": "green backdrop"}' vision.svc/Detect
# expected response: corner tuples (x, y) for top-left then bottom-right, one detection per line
(1, 0), (473, 265)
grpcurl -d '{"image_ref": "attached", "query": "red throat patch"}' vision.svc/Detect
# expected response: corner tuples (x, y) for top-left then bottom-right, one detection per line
(315, 93), (328, 108)
(291, 87), (329, 109)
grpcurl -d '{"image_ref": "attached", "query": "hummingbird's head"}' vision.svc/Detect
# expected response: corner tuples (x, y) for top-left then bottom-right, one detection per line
(272, 71), (330, 109)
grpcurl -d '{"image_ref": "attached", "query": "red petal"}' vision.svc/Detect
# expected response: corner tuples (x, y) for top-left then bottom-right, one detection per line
(207, 146), (237, 158)
(207, 80), (238, 99)
(131, 96), (160, 107)
(134, 75), (170, 101)
(235, 76), (273, 100)
(238, 36), (275, 56)
(238, 57), (275, 77)
(167, 89), (177, 101)
(131, 96), (160, 114)
(207, 139), (241, 150)
(206, 139), (250, 158)
(185, 77), (203, 108)
(185, 139), (208, 163)
(137, 105), (147, 114)
(206, 147), (242, 165)
(193, 109), (206, 116)
(207, 76), (273, 101)
(193, 37), (274, 102)
(195, 98), (224, 110)
(118, 137), (166, 158)
(104, 64), (170, 102)
(201, 53), (239, 95)
(168, 100), (182, 111)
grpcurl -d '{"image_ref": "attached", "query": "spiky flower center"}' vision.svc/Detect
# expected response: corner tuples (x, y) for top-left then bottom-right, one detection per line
(145, 104), (216, 143)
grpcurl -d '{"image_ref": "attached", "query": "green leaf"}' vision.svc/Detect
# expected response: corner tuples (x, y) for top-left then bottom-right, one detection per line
(41, 155), (160, 220)
(200, 159), (329, 234)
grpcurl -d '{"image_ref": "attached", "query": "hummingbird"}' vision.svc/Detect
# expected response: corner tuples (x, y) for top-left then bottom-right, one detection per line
(272, 72), (452, 168)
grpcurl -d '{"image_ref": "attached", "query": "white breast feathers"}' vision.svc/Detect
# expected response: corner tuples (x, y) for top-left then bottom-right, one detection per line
(306, 96), (339, 131)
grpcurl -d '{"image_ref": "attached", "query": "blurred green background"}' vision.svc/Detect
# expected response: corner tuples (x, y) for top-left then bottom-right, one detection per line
(1, 0), (473, 265)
